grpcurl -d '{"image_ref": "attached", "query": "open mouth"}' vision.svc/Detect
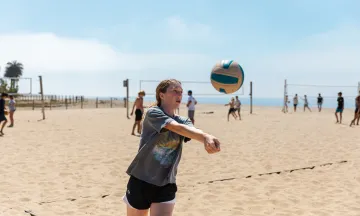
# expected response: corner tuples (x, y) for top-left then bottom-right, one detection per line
(176, 100), (181, 104)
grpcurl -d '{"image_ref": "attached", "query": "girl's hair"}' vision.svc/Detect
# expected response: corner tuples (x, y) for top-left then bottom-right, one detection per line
(152, 79), (182, 107)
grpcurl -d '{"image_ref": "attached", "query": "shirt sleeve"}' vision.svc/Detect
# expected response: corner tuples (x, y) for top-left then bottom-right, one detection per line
(146, 107), (174, 133)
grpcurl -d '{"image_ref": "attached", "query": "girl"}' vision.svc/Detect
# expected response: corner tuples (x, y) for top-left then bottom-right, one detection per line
(8, 95), (16, 127)
(123, 79), (221, 216)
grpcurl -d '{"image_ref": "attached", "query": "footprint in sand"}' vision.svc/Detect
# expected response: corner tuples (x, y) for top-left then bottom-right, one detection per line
(20, 197), (31, 202)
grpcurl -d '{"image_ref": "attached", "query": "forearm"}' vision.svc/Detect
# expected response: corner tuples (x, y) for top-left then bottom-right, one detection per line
(166, 123), (206, 143)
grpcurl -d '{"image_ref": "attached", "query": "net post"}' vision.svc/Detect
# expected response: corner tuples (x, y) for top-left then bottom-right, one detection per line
(39, 75), (45, 120)
(283, 79), (287, 113)
(124, 79), (130, 119)
(250, 81), (253, 114)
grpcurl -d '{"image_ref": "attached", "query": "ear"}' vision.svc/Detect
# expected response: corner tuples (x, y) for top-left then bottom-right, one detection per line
(159, 92), (165, 100)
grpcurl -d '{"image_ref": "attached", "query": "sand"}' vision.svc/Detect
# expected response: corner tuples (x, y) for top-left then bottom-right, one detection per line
(1, 103), (360, 216)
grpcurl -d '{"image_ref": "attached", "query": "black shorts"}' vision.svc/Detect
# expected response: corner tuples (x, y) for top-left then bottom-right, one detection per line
(123, 176), (177, 210)
(135, 109), (143, 121)
(355, 108), (359, 114)
(0, 114), (6, 122)
(228, 108), (236, 114)
(294, 104), (297, 107)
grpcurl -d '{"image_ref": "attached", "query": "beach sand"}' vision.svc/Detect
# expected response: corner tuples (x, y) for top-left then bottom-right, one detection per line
(1, 104), (360, 216)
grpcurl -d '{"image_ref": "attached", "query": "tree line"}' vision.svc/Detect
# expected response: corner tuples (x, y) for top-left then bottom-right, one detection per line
(0, 61), (24, 94)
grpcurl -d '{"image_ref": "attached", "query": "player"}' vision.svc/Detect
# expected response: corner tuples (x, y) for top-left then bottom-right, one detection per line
(350, 92), (360, 127)
(293, 94), (298, 112)
(301, 95), (312, 112)
(0, 93), (8, 136)
(282, 95), (289, 113)
(8, 95), (16, 127)
(235, 96), (241, 120)
(225, 97), (237, 121)
(186, 90), (197, 125)
(130, 90), (146, 135)
(335, 92), (344, 124)
(123, 79), (220, 216)
(317, 93), (323, 112)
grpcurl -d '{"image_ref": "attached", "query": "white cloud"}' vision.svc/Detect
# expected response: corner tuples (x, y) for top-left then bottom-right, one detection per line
(0, 30), (215, 96)
(234, 23), (360, 97)
(1, 19), (360, 98)
(164, 16), (220, 44)
(0, 32), (212, 75)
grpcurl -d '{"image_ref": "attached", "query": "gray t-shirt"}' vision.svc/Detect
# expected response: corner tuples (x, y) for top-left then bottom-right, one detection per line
(126, 106), (193, 186)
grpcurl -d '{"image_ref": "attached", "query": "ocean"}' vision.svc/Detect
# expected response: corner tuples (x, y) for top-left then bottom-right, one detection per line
(123, 95), (358, 109)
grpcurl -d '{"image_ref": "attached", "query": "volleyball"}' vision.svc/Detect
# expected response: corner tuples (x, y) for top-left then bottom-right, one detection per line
(210, 60), (245, 94)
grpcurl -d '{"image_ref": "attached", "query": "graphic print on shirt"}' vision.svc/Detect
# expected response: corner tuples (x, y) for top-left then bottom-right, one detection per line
(152, 132), (182, 168)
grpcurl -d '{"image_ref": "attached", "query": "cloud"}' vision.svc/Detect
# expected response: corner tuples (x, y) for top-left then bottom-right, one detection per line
(0, 32), (211, 76)
(239, 23), (360, 97)
(165, 16), (212, 41)
(0, 30), (215, 96)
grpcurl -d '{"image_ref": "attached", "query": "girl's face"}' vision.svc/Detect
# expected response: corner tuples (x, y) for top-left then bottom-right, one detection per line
(160, 83), (183, 109)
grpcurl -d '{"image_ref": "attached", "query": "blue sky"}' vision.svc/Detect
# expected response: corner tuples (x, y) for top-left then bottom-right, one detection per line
(0, 0), (360, 98)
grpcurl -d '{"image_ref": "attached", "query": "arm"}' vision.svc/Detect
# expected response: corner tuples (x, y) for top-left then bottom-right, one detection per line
(131, 98), (138, 115)
(186, 99), (191, 107)
(165, 121), (220, 153)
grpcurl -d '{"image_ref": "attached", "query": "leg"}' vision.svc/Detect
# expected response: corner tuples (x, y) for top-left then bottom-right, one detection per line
(137, 121), (141, 134)
(237, 110), (241, 120)
(9, 112), (14, 126)
(131, 122), (137, 135)
(127, 205), (149, 216)
(340, 112), (342, 123)
(0, 120), (7, 134)
(335, 112), (339, 123)
(150, 203), (175, 216)
(357, 114), (360, 125)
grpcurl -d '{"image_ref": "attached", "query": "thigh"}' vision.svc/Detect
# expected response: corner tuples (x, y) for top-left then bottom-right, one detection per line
(127, 205), (149, 216)
(150, 203), (175, 216)
(124, 176), (152, 211)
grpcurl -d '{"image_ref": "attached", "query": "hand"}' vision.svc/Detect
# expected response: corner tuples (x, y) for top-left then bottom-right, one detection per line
(203, 134), (221, 154)
(130, 112), (133, 116)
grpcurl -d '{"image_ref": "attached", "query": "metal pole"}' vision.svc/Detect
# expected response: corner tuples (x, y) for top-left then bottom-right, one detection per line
(250, 81), (253, 114)
(39, 76), (45, 120)
(283, 79), (287, 113)
(127, 79), (130, 119)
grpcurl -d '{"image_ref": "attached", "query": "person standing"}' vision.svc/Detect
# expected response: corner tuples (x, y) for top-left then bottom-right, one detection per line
(123, 79), (220, 216)
(130, 91), (146, 135)
(8, 95), (16, 127)
(335, 92), (344, 124)
(186, 90), (197, 125)
(317, 93), (323, 112)
(293, 94), (298, 112)
(235, 96), (241, 120)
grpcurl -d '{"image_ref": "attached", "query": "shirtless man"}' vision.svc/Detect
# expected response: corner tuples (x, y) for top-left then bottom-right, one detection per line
(225, 97), (237, 121)
(350, 91), (360, 127)
(130, 91), (145, 135)
(293, 94), (298, 112)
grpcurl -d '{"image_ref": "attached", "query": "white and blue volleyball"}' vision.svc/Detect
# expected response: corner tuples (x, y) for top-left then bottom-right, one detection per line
(210, 60), (245, 94)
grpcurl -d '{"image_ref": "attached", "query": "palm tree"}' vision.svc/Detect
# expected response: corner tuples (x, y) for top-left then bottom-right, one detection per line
(4, 60), (24, 91)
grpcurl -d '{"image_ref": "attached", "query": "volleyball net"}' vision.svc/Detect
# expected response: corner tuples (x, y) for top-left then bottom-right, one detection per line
(283, 79), (360, 109)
